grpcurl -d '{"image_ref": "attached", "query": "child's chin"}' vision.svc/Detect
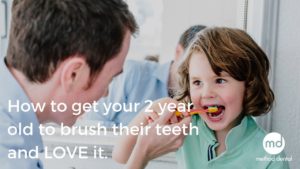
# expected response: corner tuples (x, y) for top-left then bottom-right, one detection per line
(206, 123), (226, 131)
(203, 119), (227, 131)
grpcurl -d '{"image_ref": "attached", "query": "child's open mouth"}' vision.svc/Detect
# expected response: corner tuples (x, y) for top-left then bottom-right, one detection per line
(204, 105), (225, 122)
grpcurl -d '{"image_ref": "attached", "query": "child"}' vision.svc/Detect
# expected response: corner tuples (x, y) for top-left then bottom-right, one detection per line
(174, 27), (289, 168)
(113, 27), (290, 169)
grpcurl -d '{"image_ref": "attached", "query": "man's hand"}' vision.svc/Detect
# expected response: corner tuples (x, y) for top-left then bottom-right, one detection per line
(143, 97), (189, 124)
(125, 100), (192, 169)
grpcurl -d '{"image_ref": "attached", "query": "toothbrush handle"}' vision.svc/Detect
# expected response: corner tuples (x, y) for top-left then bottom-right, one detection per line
(175, 109), (207, 117)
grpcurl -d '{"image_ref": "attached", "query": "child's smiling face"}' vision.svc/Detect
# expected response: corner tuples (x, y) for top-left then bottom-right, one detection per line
(189, 52), (245, 132)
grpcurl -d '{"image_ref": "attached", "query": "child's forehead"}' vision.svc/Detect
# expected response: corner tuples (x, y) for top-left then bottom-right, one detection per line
(188, 52), (212, 69)
(219, 71), (232, 78)
(188, 53), (231, 77)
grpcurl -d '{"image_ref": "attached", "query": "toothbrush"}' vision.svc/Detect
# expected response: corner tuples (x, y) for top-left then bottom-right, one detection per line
(175, 106), (218, 117)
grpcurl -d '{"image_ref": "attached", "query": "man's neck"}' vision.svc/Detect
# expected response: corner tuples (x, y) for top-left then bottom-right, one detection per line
(8, 67), (54, 123)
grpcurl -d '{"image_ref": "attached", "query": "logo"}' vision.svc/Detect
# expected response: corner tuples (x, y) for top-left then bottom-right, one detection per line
(263, 132), (285, 155)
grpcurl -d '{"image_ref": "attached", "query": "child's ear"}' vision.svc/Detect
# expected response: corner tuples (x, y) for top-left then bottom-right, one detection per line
(60, 57), (89, 93)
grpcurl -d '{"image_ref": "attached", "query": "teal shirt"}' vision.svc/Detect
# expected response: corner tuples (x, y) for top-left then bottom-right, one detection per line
(177, 115), (290, 169)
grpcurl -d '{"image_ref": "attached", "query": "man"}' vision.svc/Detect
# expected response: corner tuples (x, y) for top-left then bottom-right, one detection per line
(0, 0), (137, 168)
(84, 25), (206, 126)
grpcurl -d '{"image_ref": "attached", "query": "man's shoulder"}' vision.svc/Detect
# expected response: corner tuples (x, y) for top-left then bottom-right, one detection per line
(0, 113), (43, 169)
(0, 107), (20, 149)
(124, 59), (159, 72)
(118, 60), (161, 83)
(0, 106), (13, 126)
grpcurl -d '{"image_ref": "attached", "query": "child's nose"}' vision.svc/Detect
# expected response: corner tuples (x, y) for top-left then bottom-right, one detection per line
(201, 85), (216, 99)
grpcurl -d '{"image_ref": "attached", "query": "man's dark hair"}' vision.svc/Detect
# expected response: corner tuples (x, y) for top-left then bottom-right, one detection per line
(6, 0), (138, 83)
(178, 25), (206, 50)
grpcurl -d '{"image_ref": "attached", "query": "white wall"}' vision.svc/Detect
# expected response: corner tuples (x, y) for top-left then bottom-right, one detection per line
(127, 0), (239, 63)
(272, 0), (300, 168)
(160, 0), (239, 63)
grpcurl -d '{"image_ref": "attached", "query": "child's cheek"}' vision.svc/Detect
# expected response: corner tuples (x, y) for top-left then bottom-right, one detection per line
(190, 92), (201, 108)
(222, 93), (244, 114)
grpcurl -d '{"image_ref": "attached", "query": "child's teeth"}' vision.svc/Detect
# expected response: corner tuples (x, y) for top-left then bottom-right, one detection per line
(208, 109), (224, 118)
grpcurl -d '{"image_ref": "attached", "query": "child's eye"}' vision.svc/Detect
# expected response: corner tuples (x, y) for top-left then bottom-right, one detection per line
(216, 78), (226, 84)
(192, 80), (201, 86)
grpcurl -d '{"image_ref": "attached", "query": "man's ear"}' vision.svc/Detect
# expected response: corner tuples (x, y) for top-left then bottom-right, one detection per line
(60, 57), (89, 93)
(175, 44), (184, 61)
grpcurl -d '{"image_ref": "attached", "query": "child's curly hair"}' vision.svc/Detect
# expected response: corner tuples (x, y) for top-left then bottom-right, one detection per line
(175, 27), (274, 116)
